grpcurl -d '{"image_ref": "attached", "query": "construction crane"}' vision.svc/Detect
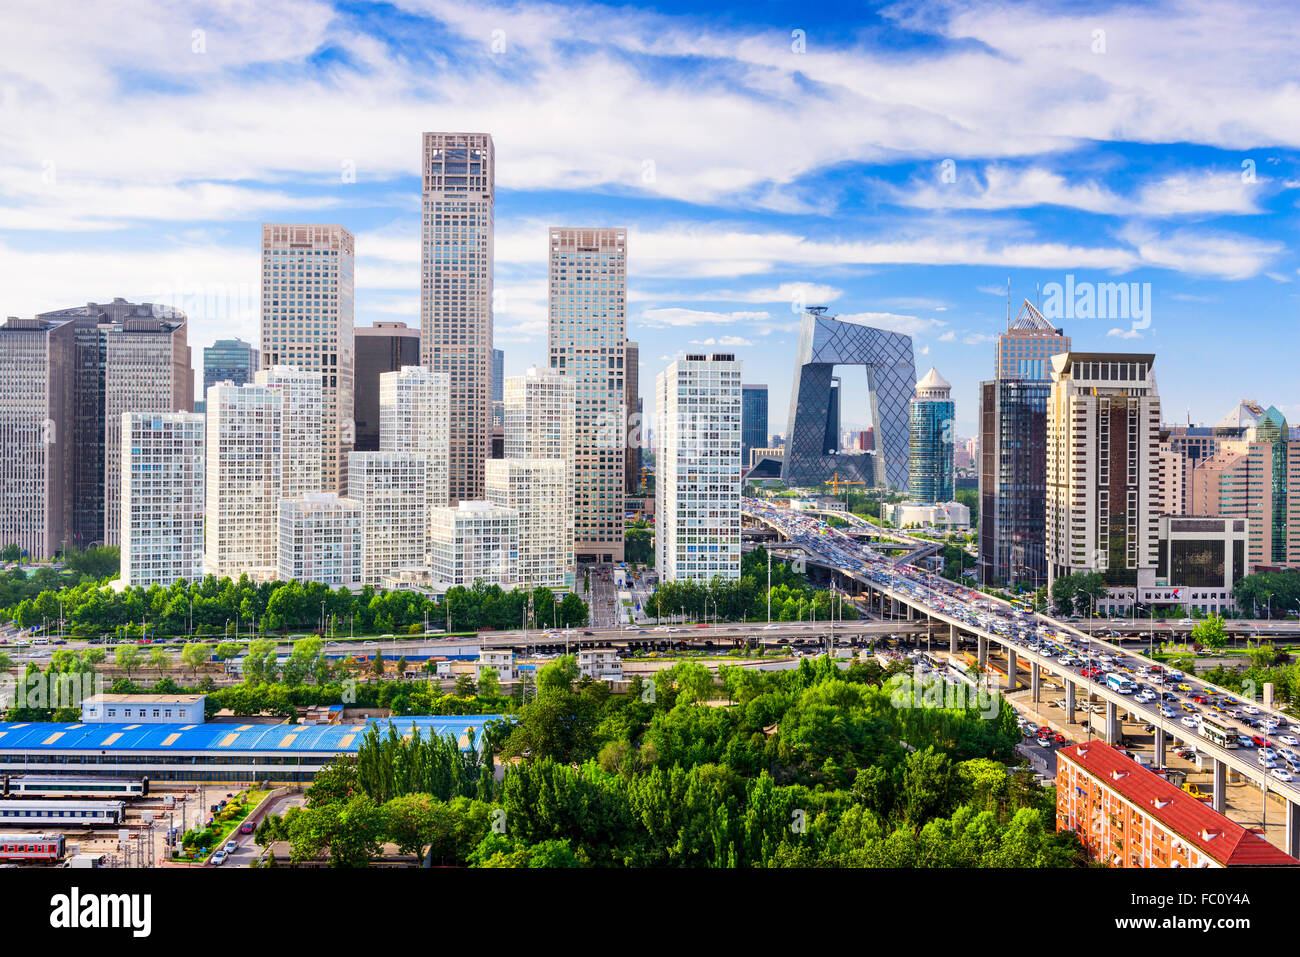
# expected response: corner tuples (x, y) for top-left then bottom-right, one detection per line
(824, 471), (865, 496)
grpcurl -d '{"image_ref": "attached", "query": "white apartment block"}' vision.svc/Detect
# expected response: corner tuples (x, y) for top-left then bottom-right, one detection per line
(102, 312), (191, 547)
(379, 365), (450, 510)
(260, 224), (355, 493)
(278, 492), (363, 587)
(655, 353), (743, 583)
(0, 316), (75, 560)
(348, 451), (429, 587)
(486, 458), (571, 589)
(255, 365), (323, 498)
(420, 133), (494, 504)
(428, 500), (518, 588)
(120, 412), (204, 587)
(205, 382), (281, 579)
(1046, 353), (1162, 603)
(547, 228), (627, 563)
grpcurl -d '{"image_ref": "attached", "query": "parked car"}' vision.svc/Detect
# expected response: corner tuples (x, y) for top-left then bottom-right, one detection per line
(211, 851), (227, 866)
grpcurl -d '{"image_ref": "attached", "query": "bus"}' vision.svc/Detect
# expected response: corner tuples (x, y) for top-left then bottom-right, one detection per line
(1199, 715), (1238, 749)
(1105, 672), (1136, 694)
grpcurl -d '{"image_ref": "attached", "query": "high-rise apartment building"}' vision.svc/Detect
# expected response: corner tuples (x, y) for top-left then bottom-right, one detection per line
(119, 412), (204, 587)
(908, 367), (955, 504)
(35, 299), (194, 549)
(204, 382), (281, 579)
(348, 451), (429, 587)
(379, 365), (450, 512)
(0, 315), (75, 559)
(353, 322), (419, 452)
(1045, 353), (1162, 605)
(260, 223), (355, 492)
(978, 302), (1070, 587)
(1153, 442), (1187, 517)
(487, 458), (570, 589)
(741, 384), (768, 474)
(428, 500), (518, 588)
(254, 365), (323, 499)
(278, 492), (363, 588)
(203, 338), (260, 396)
(420, 132), (495, 503)
(547, 227), (627, 562)
(504, 365), (576, 560)
(655, 353), (742, 582)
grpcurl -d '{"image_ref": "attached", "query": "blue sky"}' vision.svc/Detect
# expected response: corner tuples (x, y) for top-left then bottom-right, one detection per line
(1, 0), (1298, 437)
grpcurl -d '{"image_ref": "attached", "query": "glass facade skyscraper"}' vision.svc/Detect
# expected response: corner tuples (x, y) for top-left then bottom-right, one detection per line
(741, 384), (768, 467)
(908, 367), (954, 504)
(203, 338), (260, 395)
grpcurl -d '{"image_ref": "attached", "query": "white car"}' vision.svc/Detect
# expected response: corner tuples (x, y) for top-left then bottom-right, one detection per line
(1244, 706), (1261, 715)
(1160, 706), (1177, 718)
(762, 624), (779, 630)
(1270, 768), (1294, 782)
(1180, 715), (1200, 729)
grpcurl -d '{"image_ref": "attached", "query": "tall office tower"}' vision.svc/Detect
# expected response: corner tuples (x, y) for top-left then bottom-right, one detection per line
(655, 353), (742, 583)
(260, 223), (355, 493)
(203, 338), (260, 396)
(487, 459), (570, 588)
(491, 348), (505, 403)
(741, 383), (769, 469)
(624, 340), (641, 494)
(0, 316), (75, 559)
(254, 365), (323, 498)
(204, 382), (281, 579)
(547, 227), (627, 562)
(977, 301), (1070, 587)
(348, 451), (430, 587)
(278, 493), (364, 588)
(119, 412), (204, 587)
(1154, 442), (1187, 516)
(353, 322), (420, 452)
(35, 298), (194, 548)
(428, 500), (519, 588)
(379, 365), (450, 511)
(420, 132), (495, 503)
(504, 366), (576, 563)
(908, 367), (955, 504)
(1045, 353), (1162, 604)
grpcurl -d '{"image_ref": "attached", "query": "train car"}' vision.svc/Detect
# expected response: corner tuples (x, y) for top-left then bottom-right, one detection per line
(0, 832), (65, 863)
(2, 775), (148, 800)
(0, 800), (125, 827)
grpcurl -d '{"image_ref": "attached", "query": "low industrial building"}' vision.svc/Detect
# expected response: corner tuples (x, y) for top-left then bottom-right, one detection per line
(882, 501), (971, 530)
(80, 694), (206, 725)
(578, 648), (623, 682)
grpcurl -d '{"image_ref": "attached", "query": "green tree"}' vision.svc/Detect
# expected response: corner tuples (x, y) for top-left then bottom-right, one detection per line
(114, 644), (143, 680)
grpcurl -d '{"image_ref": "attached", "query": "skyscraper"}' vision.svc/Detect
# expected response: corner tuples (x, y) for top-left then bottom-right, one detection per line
(120, 412), (204, 587)
(625, 340), (641, 495)
(260, 223), (355, 492)
(204, 381), (281, 578)
(655, 353), (742, 582)
(353, 322), (419, 452)
(0, 315), (75, 559)
(379, 365), (450, 513)
(491, 348), (505, 403)
(977, 301), (1070, 587)
(741, 384), (768, 469)
(348, 451), (429, 587)
(548, 227), (627, 563)
(255, 365), (323, 499)
(203, 338), (260, 396)
(420, 132), (495, 503)
(1046, 353), (1162, 607)
(908, 367), (955, 504)
(428, 501), (518, 588)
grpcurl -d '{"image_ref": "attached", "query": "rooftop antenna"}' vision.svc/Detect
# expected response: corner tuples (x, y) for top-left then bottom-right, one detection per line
(1035, 282), (1041, 312)
(1006, 278), (1011, 331)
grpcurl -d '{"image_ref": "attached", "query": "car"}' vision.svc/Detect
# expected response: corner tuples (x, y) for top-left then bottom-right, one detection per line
(1253, 736), (1270, 748)
(1259, 755), (1279, 769)
(1279, 734), (1300, 747)
(1176, 683), (1192, 692)
(1237, 735), (1256, 748)
(211, 851), (227, 866)
(1244, 705), (1261, 715)
(762, 624), (779, 630)
(224, 840), (238, 854)
(1271, 768), (1295, 782)
(1160, 706), (1177, 718)
(1259, 748), (1279, 760)
(1180, 702), (1196, 713)
(239, 822), (255, 835)
(1054, 732), (1066, 744)
(1180, 715), (1200, 729)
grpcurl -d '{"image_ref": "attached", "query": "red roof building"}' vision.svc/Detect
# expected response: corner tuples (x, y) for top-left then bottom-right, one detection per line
(1056, 742), (1297, 868)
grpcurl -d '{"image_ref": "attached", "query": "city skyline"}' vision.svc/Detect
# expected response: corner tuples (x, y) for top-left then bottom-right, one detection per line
(3, 1), (1299, 440)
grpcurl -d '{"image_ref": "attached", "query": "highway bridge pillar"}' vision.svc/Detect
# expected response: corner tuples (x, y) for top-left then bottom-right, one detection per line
(1212, 759), (1227, 814)
(948, 622), (957, 654)
(977, 635), (987, 669)
(1065, 681), (1075, 722)
(1005, 648), (1017, 691)
(1104, 701), (1119, 744)
(1154, 726), (1166, 767)
(1030, 661), (1041, 703)
(1286, 800), (1300, 860)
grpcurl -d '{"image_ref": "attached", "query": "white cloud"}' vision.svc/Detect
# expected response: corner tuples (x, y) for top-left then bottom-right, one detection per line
(1107, 327), (1143, 339)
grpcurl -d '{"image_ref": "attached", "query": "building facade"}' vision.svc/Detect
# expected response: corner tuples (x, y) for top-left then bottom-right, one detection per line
(420, 132), (495, 503)
(547, 227), (627, 563)
(655, 353), (742, 582)
(908, 367), (955, 504)
(625, 340), (641, 495)
(203, 338), (260, 396)
(260, 223), (355, 493)
(741, 384), (769, 474)
(353, 322), (420, 452)
(428, 501), (519, 588)
(486, 458), (570, 589)
(348, 451), (429, 587)
(278, 492), (364, 588)
(379, 365), (450, 515)
(254, 365), (323, 499)
(1046, 353), (1162, 608)
(491, 348), (504, 403)
(120, 412), (204, 587)
(204, 382), (281, 579)
(0, 316), (75, 559)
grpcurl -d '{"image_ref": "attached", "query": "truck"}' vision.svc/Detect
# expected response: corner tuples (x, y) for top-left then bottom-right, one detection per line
(64, 854), (105, 869)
